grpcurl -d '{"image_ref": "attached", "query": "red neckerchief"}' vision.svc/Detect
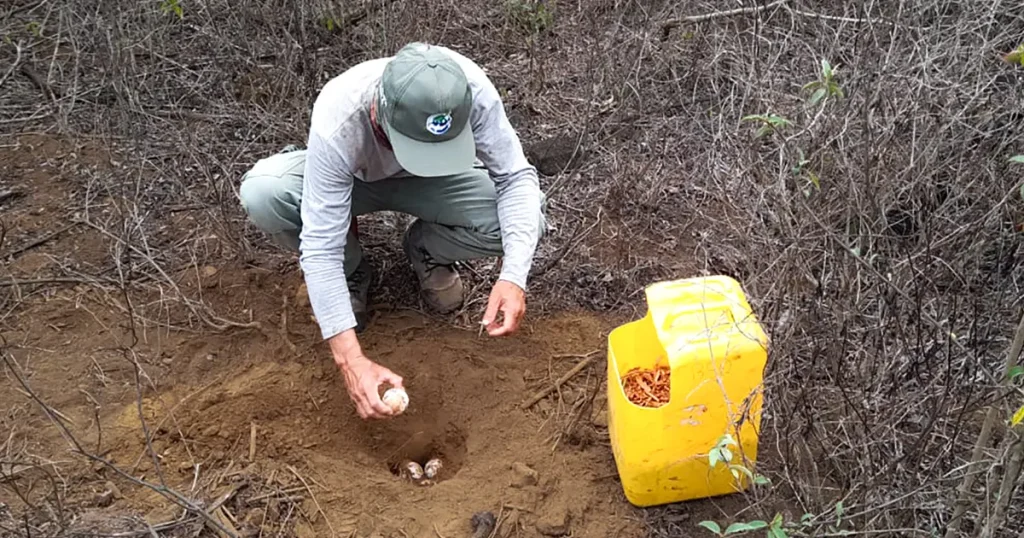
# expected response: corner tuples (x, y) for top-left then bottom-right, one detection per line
(369, 94), (393, 151)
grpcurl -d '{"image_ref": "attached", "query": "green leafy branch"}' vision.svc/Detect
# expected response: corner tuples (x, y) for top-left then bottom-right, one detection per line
(801, 59), (844, 107)
(698, 435), (849, 537)
(1004, 44), (1024, 67)
(742, 113), (792, 138)
(791, 147), (821, 197)
(1013, 155), (1024, 208)
(700, 504), (850, 538)
(159, 0), (183, 19)
(504, 0), (555, 36)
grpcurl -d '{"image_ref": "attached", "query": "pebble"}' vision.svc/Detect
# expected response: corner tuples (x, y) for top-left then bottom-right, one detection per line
(105, 481), (123, 500)
(510, 461), (538, 487)
(94, 489), (114, 508)
(535, 506), (570, 536)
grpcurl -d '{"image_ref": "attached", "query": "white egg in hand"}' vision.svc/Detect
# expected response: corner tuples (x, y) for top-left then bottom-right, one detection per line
(382, 387), (409, 415)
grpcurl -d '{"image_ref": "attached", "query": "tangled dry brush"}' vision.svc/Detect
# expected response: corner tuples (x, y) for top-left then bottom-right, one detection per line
(2, 0), (1024, 536)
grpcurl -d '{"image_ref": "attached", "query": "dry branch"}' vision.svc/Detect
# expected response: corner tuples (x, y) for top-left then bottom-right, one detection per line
(944, 310), (1024, 537)
(522, 352), (600, 409)
(20, 63), (59, 99)
(979, 435), (1024, 538)
(661, 0), (791, 29)
(286, 465), (335, 538)
(5, 223), (78, 259)
(0, 41), (23, 90)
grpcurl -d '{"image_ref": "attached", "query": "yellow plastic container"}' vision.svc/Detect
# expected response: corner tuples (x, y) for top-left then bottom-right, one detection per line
(606, 275), (769, 507)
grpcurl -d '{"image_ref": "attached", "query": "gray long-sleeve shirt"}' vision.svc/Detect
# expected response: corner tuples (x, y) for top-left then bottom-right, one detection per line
(299, 47), (543, 340)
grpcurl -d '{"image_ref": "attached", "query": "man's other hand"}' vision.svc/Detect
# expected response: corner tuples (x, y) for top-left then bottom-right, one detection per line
(337, 355), (404, 419)
(482, 280), (526, 337)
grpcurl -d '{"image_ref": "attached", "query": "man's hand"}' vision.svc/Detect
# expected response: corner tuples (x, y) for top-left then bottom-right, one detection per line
(482, 280), (526, 337)
(337, 356), (404, 419)
(329, 329), (403, 420)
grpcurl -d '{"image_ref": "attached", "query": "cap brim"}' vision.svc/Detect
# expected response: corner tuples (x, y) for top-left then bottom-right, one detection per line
(386, 122), (476, 177)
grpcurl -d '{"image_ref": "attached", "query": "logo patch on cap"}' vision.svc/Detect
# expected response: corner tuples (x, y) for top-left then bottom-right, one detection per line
(426, 113), (452, 136)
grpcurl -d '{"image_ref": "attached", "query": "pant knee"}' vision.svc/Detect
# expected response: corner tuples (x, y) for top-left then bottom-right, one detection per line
(239, 173), (300, 234)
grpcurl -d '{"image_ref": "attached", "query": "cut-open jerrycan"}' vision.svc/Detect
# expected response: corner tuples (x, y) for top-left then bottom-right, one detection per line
(606, 275), (769, 507)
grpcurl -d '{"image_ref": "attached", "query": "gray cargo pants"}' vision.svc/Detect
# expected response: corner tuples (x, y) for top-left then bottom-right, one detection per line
(238, 147), (545, 276)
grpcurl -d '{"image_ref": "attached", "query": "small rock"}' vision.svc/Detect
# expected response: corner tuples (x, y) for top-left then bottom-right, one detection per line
(105, 481), (122, 500)
(510, 461), (538, 487)
(202, 424), (221, 437)
(535, 506), (570, 536)
(591, 409), (608, 428)
(162, 358), (173, 365)
(201, 265), (219, 278)
(294, 283), (311, 309)
(94, 489), (114, 508)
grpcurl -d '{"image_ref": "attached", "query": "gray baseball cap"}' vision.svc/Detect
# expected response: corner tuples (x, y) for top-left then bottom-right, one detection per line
(378, 43), (475, 177)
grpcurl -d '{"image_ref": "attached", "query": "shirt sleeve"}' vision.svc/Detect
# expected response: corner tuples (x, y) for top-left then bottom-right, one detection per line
(470, 82), (544, 291)
(299, 129), (359, 340)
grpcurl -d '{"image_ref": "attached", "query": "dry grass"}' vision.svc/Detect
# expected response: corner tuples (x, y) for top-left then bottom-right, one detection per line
(1, 0), (1024, 536)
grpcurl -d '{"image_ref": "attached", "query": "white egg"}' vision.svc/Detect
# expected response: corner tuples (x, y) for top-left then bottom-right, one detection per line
(402, 461), (424, 480)
(382, 387), (409, 414)
(424, 458), (442, 479)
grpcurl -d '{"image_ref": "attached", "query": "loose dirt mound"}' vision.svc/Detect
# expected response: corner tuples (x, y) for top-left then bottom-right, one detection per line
(3, 273), (646, 537)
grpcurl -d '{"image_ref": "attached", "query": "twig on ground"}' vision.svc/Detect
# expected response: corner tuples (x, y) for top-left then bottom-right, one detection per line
(522, 351), (601, 409)
(249, 422), (257, 463)
(5, 222), (78, 259)
(661, 0), (791, 29)
(286, 465), (336, 538)
(0, 42), (23, 91)
(280, 290), (296, 352)
(20, 63), (59, 99)
(0, 189), (23, 204)
(0, 276), (116, 287)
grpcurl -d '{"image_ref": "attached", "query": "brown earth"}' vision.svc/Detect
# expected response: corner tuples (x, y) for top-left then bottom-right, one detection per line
(2, 134), (739, 538)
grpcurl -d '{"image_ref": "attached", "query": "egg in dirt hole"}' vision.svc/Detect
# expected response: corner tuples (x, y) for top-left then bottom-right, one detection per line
(382, 387), (409, 415)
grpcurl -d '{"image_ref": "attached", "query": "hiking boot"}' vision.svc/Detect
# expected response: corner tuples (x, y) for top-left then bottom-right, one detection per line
(348, 257), (373, 333)
(402, 220), (464, 313)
